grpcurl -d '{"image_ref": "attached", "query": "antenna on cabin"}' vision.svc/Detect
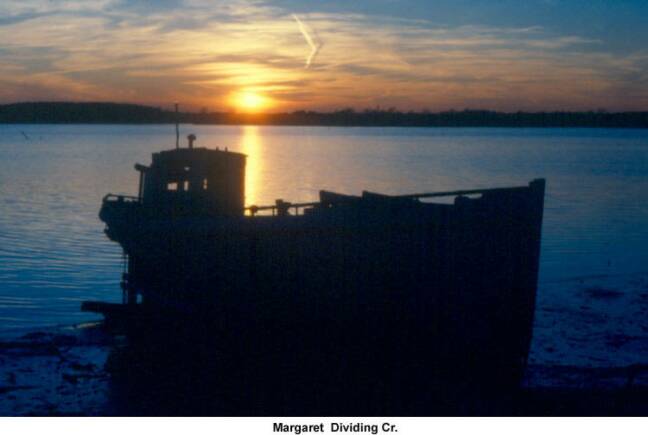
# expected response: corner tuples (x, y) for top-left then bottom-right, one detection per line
(175, 102), (179, 149)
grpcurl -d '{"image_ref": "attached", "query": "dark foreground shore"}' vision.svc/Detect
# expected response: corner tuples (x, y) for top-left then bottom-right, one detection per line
(1, 323), (647, 416)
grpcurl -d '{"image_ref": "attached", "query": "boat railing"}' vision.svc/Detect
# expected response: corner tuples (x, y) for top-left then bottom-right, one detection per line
(103, 194), (141, 203)
(244, 182), (538, 217)
(104, 180), (542, 217)
(246, 200), (320, 217)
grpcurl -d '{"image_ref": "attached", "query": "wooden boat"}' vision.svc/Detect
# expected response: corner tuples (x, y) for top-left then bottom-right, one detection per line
(84, 135), (545, 401)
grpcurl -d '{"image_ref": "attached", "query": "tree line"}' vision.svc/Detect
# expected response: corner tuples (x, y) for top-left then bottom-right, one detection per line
(2, 102), (647, 128)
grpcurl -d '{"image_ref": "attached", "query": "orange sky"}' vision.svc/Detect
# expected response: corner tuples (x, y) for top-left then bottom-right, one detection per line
(1, 1), (647, 112)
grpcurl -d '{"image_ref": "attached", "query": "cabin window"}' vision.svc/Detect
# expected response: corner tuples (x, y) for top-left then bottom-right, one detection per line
(167, 182), (178, 191)
(183, 181), (189, 191)
(203, 178), (208, 190)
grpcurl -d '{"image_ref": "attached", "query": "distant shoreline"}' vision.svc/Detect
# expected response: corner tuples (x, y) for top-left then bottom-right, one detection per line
(2, 102), (648, 128)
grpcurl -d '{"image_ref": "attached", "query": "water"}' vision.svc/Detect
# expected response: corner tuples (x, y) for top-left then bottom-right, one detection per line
(1, 125), (647, 368)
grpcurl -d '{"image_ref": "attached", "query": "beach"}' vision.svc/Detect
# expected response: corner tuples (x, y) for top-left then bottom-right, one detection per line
(2, 269), (648, 416)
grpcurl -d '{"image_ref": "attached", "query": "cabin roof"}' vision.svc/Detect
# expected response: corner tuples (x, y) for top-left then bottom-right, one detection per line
(151, 147), (246, 167)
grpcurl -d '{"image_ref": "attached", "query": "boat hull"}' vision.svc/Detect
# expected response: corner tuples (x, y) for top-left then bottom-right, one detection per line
(95, 180), (545, 400)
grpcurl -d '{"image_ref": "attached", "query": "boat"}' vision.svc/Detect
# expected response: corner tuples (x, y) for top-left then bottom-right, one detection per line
(84, 133), (545, 408)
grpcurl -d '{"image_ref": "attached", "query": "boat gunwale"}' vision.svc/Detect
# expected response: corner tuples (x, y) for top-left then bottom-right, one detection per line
(101, 178), (545, 217)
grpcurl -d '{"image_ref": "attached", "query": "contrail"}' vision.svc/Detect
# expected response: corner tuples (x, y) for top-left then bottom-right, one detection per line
(292, 14), (323, 68)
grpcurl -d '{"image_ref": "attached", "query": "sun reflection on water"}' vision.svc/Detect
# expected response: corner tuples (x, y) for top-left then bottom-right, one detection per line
(240, 125), (262, 207)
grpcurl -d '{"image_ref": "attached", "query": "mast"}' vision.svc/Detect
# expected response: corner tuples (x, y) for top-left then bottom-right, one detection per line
(175, 102), (179, 149)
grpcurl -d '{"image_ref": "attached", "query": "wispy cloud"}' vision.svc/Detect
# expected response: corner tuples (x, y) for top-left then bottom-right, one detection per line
(0, 1), (646, 111)
(292, 14), (323, 68)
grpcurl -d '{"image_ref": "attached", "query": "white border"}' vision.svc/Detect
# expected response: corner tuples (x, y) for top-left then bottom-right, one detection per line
(1, 417), (646, 435)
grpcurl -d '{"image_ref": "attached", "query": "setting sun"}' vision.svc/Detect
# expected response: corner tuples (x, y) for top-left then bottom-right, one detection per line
(232, 91), (269, 112)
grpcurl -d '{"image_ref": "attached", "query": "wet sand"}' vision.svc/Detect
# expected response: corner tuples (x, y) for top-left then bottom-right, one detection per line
(0, 324), (114, 416)
(1, 322), (647, 416)
(1, 271), (647, 416)
(531, 273), (648, 368)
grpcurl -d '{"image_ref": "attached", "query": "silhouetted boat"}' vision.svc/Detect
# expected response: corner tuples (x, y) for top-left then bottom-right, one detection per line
(84, 134), (545, 401)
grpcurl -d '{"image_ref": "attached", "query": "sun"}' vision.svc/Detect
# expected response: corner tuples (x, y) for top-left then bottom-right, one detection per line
(232, 90), (269, 112)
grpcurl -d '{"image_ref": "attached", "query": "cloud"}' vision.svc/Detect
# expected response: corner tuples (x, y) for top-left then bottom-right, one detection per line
(0, 11), (48, 26)
(292, 14), (323, 68)
(0, 1), (646, 111)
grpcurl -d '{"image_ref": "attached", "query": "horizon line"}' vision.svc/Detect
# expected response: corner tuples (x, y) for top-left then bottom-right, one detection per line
(1, 101), (647, 115)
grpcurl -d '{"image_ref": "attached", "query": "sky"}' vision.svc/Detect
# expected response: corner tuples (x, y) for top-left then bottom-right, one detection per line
(1, 0), (647, 112)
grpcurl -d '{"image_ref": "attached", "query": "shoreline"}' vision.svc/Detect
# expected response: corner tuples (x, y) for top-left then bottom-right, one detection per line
(2, 103), (648, 128)
(1, 322), (647, 416)
(3, 123), (648, 130)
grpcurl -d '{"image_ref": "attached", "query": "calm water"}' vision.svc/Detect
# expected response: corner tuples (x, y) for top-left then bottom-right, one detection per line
(1, 125), (647, 367)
